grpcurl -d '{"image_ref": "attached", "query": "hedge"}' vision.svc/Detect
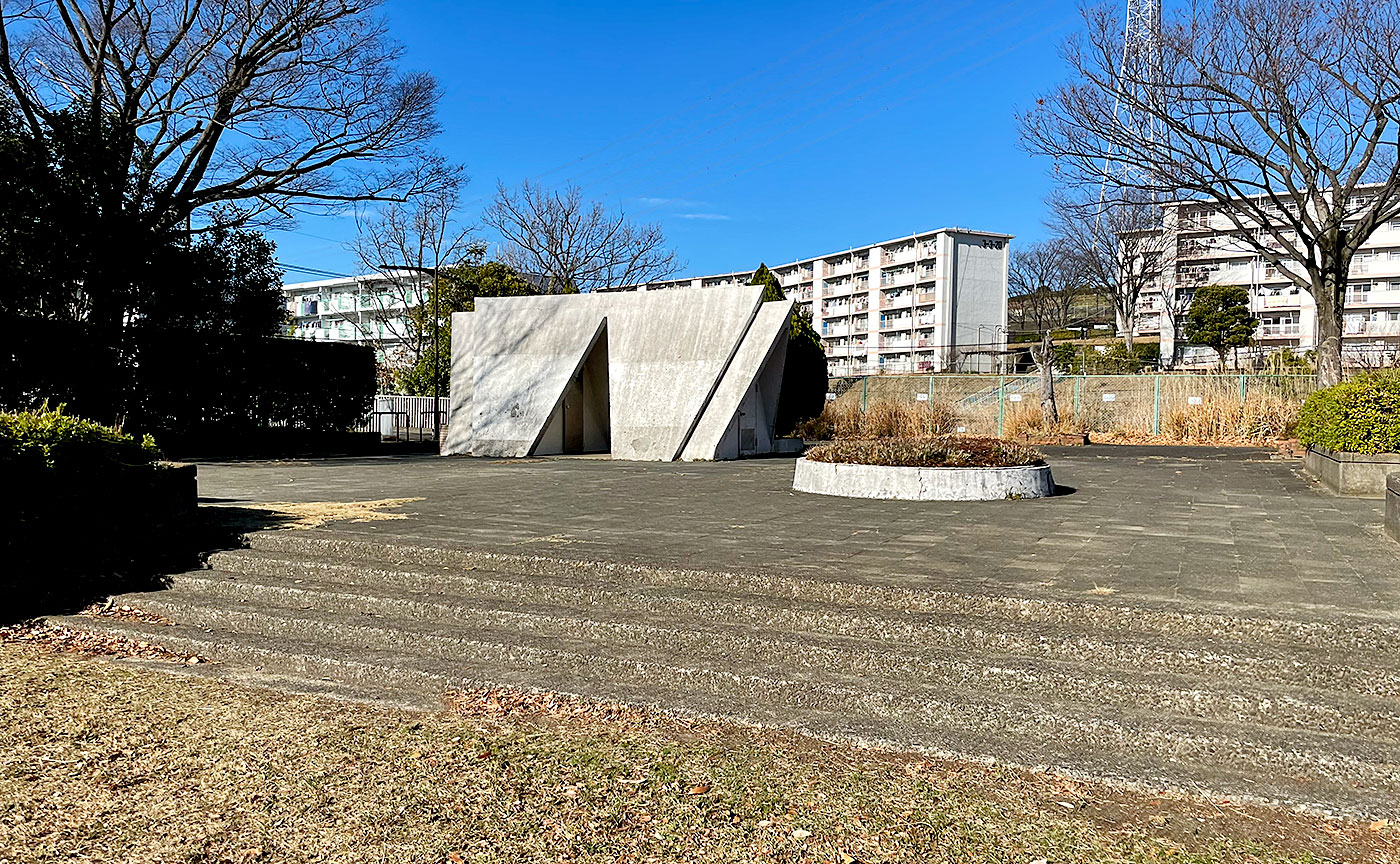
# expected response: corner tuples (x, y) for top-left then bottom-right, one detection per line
(1295, 371), (1400, 454)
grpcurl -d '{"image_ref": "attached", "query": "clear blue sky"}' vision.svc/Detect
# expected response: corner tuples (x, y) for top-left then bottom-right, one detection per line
(270, 0), (1087, 282)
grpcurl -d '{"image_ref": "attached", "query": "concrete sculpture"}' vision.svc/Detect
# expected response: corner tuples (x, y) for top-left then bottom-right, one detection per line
(443, 285), (797, 461)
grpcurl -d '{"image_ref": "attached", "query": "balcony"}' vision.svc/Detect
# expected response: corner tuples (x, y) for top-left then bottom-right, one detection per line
(1259, 292), (1302, 308)
(878, 318), (910, 331)
(878, 338), (913, 351)
(1344, 319), (1400, 337)
(878, 294), (912, 309)
(821, 323), (850, 338)
(1259, 323), (1302, 337)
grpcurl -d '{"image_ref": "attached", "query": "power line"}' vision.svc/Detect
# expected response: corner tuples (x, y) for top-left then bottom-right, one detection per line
(279, 262), (354, 280)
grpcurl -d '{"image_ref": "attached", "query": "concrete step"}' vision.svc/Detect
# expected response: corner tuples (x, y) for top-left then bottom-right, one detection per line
(53, 613), (1399, 818)
(237, 532), (1400, 654)
(205, 546), (1400, 698)
(94, 578), (1400, 742)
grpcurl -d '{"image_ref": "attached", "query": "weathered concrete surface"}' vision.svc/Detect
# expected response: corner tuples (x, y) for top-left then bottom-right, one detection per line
(1305, 446), (1400, 498)
(451, 287), (792, 461)
(680, 299), (791, 461)
(442, 311), (476, 456)
(65, 446), (1400, 817)
(1387, 473), (1399, 544)
(793, 458), (1054, 500)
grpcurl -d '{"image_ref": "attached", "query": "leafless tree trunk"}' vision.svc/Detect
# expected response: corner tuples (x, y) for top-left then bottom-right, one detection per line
(1010, 238), (1091, 335)
(1032, 331), (1059, 426)
(1020, 0), (1400, 386)
(484, 181), (680, 293)
(1049, 191), (1167, 352)
(0, 0), (450, 231)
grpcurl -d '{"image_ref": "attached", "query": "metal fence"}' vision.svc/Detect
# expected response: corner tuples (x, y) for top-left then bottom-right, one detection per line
(354, 395), (449, 442)
(828, 373), (1318, 437)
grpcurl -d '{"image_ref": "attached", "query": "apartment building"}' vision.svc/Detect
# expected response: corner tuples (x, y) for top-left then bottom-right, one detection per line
(1134, 196), (1400, 365)
(282, 273), (428, 362)
(604, 228), (1012, 375)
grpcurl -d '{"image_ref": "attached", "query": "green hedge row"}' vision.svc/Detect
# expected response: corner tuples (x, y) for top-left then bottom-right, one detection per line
(1296, 371), (1400, 454)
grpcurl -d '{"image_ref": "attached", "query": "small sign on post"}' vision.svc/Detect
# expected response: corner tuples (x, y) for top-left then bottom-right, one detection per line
(1188, 396), (1203, 405)
(956, 426), (967, 433)
(825, 392), (837, 401)
(1102, 393), (1117, 402)
(915, 393), (929, 401)
(1008, 393), (1022, 402)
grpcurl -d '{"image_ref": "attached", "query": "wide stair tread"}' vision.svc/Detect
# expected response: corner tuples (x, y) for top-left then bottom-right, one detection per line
(94, 578), (1400, 743)
(54, 613), (1399, 817)
(202, 546), (1400, 695)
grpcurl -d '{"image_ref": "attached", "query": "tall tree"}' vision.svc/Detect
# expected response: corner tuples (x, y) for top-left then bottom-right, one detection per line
(1184, 284), (1258, 370)
(1048, 191), (1167, 350)
(0, 0), (448, 232)
(1021, 0), (1400, 385)
(484, 181), (680, 293)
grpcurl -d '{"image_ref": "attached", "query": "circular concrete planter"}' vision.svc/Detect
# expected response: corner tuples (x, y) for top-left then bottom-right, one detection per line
(792, 457), (1055, 501)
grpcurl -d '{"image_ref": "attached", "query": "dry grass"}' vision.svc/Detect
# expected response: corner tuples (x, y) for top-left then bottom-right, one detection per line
(796, 400), (958, 440)
(216, 497), (424, 530)
(806, 436), (1044, 468)
(1161, 395), (1299, 443)
(2, 643), (1393, 863)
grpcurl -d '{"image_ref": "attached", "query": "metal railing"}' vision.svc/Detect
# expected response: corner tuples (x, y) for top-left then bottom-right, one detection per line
(354, 395), (449, 442)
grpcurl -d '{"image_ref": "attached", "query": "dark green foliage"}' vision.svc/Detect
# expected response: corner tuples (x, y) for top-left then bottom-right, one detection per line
(750, 263), (828, 435)
(1184, 285), (1258, 368)
(0, 100), (367, 446)
(805, 436), (1044, 468)
(1052, 341), (1159, 373)
(0, 405), (157, 474)
(1295, 371), (1400, 454)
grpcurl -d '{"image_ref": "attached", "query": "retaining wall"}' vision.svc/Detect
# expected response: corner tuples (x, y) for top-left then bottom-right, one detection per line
(1387, 473), (1399, 544)
(1304, 447), (1400, 498)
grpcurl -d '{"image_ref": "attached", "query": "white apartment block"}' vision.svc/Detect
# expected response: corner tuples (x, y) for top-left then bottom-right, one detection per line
(605, 228), (1012, 376)
(283, 273), (427, 362)
(1134, 196), (1400, 365)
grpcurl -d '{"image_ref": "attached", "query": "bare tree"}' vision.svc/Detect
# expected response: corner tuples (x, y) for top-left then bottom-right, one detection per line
(1158, 283), (1196, 369)
(1032, 331), (1060, 425)
(484, 181), (680, 293)
(1021, 0), (1400, 385)
(1009, 239), (1088, 334)
(1049, 192), (1167, 349)
(0, 0), (449, 231)
(348, 177), (477, 377)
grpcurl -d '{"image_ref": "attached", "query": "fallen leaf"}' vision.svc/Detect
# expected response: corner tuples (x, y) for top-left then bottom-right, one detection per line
(1372, 819), (1391, 832)
(687, 783), (711, 796)
(791, 828), (811, 840)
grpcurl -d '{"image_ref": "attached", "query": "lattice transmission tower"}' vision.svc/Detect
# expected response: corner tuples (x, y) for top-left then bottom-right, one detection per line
(1101, 0), (1163, 192)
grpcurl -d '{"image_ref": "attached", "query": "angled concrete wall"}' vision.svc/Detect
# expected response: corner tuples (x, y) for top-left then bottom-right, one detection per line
(681, 300), (791, 461)
(446, 286), (793, 461)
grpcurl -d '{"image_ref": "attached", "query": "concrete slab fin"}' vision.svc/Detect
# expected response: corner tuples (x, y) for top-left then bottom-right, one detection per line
(680, 300), (792, 461)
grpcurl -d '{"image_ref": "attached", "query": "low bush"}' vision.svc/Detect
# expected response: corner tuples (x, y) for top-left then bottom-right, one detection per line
(1295, 371), (1400, 454)
(793, 399), (958, 440)
(1162, 395), (1298, 442)
(0, 404), (158, 473)
(2, 406), (188, 621)
(805, 436), (1044, 468)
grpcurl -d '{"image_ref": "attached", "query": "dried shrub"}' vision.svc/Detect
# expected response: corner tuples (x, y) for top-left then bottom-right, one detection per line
(1000, 404), (1085, 440)
(1162, 395), (1299, 443)
(805, 436), (1044, 468)
(792, 400), (958, 440)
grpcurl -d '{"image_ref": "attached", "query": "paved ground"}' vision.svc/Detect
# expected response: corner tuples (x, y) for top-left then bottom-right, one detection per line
(59, 445), (1400, 817)
(197, 445), (1399, 622)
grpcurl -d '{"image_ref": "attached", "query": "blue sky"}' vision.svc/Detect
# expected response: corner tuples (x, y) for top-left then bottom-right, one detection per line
(271, 0), (1087, 282)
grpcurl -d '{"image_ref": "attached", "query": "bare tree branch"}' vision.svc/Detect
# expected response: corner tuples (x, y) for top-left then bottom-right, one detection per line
(1021, 0), (1400, 384)
(0, 0), (449, 231)
(483, 181), (681, 294)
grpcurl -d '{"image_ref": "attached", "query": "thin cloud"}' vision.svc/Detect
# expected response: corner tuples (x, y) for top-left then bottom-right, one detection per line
(676, 212), (731, 221)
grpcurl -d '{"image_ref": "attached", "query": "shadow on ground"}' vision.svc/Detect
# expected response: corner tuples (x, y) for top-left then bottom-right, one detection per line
(3, 503), (297, 626)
